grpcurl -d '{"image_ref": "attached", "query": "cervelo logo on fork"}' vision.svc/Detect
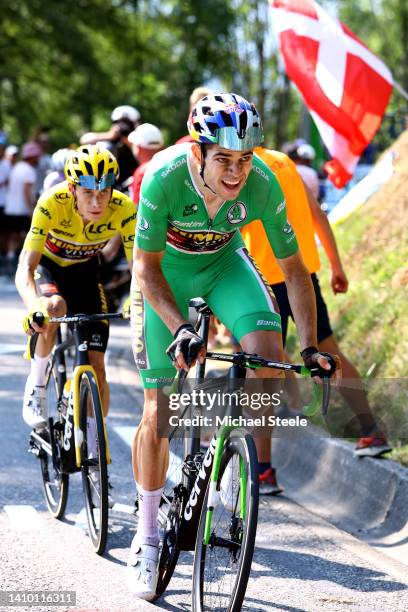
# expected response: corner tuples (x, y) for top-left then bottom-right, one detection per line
(184, 437), (217, 522)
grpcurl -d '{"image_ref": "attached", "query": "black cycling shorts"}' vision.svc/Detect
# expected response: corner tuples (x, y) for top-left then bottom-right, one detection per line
(272, 273), (333, 347)
(34, 256), (109, 352)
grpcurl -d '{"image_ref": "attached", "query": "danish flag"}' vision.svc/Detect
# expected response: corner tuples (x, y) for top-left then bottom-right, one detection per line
(269, 0), (393, 187)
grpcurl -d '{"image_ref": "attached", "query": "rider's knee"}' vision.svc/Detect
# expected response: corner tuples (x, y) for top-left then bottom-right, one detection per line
(46, 295), (67, 318)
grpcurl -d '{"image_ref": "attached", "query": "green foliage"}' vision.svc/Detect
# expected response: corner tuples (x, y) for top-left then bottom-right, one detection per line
(0, 1), (406, 151)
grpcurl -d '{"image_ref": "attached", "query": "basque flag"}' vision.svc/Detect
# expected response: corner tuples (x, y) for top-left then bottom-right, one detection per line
(269, 0), (393, 187)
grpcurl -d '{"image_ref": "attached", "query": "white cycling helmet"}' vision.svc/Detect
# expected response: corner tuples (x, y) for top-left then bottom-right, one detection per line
(51, 148), (71, 173)
(297, 143), (316, 161)
(111, 105), (140, 124)
(128, 123), (164, 149)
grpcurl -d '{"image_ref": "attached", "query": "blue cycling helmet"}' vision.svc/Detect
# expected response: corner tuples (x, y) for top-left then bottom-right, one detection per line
(188, 92), (264, 151)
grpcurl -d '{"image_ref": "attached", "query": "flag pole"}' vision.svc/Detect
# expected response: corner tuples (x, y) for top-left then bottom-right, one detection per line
(394, 81), (408, 102)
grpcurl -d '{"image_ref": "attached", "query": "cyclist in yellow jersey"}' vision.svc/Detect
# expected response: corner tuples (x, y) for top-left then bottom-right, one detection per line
(16, 145), (136, 430)
(242, 147), (391, 465)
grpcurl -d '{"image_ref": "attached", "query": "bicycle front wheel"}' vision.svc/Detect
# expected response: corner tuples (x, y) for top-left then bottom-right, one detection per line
(79, 370), (109, 555)
(192, 434), (259, 612)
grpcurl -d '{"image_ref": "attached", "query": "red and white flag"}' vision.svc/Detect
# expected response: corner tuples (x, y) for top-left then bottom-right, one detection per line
(269, 0), (393, 187)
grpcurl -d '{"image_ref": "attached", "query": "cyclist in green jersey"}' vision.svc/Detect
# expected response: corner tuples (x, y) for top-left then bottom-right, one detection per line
(126, 93), (339, 600)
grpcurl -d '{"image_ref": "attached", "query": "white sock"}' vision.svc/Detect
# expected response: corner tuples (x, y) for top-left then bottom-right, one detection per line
(30, 355), (50, 386)
(135, 484), (163, 547)
(87, 417), (98, 457)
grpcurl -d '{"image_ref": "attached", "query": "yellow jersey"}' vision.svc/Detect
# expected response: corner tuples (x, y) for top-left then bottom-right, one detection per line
(241, 148), (320, 285)
(23, 182), (137, 267)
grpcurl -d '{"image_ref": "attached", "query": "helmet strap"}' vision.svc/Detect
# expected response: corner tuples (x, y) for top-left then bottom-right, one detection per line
(199, 143), (217, 196)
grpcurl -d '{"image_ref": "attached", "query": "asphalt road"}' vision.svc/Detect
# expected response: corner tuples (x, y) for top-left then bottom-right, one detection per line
(1, 277), (408, 612)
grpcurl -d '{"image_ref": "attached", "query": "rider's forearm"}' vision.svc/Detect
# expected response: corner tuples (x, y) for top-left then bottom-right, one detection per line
(285, 268), (318, 351)
(15, 254), (40, 310)
(134, 265), (186, 335)
(306, 185), (343, 271)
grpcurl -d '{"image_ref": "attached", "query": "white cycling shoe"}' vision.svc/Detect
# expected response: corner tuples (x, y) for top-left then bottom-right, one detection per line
(23, 377), (47, 429)
(126, 536), (159, 601)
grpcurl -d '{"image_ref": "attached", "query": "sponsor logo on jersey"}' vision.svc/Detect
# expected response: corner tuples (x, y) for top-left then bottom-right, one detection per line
(61, 219), (72, 228)
(121, 211), (137, 228)
(86, 222), (116, 237)
(53, 228), (75, 237)
(54, 192), (70, 201)
(30, 226), (46, 237)
(283, 221), (293, 235)
(227, 201), (247, 224)
(137, 217), (149, 231)
(252, 165), (269, 182)
(45, 235), (109, 261)
(160, 157), (187, 179)
(38, 205), (52, 219)
(108, 196), (122, 211)
(276, 200), (286, 215)
(184, 179), (197, 195)
(182, 203), (198, 217)
(167, 224), (234, 253)
(140, 195), (158, 211)
(173, 220), (206, 228)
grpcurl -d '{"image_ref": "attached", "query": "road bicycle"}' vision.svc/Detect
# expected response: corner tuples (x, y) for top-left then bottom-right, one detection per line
(155, 298), (334, 610)
(28, 311), (123, 555)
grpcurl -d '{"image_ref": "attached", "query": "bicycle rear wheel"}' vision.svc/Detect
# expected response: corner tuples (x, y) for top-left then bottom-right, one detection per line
(192, 434), (259, 612)
(79, 370), (109, 555)
(39, 352), (69, 519)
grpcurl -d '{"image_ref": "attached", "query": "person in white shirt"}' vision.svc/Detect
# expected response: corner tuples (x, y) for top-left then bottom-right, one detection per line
(0, 133), (12, 261)
(293, 143), (320, 200)
(4, 141), (41, 268)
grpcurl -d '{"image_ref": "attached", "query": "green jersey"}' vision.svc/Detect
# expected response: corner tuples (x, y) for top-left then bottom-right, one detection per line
(135, 144), (298, 264)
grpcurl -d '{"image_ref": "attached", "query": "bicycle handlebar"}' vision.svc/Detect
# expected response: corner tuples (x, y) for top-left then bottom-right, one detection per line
(33, 311), (124, 325)
(26, 312), (124, 360)
(166, 351), (334, 417)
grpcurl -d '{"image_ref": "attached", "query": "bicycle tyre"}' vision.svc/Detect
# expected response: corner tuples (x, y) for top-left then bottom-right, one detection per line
(79, 370), (109, 555)
(39, 352), (69, 519)
(192, 433), (259, 612)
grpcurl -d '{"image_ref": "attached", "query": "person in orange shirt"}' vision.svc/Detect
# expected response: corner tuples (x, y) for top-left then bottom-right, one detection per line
(242, 147), (391, 494)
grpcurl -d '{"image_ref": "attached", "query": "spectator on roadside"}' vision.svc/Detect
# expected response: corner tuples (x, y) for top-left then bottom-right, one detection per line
(0, 132), (12, 261)
(42, 148), (72, 191)
(80, 105), (141, 184)
(128, 123), (164, 204)
(4, 142), (41, 271)
(33, 127), (52, 197)
(175, 86), (213, 144)
(242, 146), (391, 485)
(5, 145), (19, 165)
(292, 143), (320, 200)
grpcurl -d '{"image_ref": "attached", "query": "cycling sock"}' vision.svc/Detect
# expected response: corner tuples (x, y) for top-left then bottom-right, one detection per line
(258, 461), (272, 474)
(87, 417), (97, 457)
(29, 354), (50, 386)
(135, 484), (163, 547)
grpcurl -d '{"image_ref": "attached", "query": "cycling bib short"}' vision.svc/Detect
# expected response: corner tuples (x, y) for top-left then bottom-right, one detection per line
(132, 144), (299, 388)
